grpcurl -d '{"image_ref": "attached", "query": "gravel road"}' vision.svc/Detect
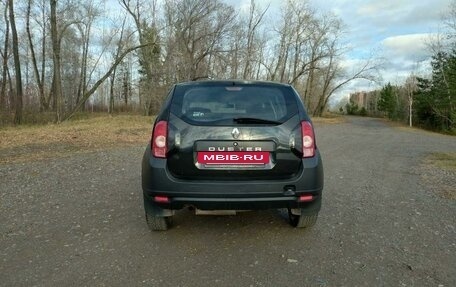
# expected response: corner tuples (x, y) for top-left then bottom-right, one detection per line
(1, 117), (455, 287)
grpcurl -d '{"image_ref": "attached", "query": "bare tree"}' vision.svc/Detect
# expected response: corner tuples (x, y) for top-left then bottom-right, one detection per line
(404, 75), (418, 127)
(267, 0), (322, 85)
(268, 3), (293, 82)
(225, 21), (243, 79)
(287, 2), (320, 86)
(0, 0), (386, 121)
(119, 0), (162, 115)
(75, 1), (102, 109)
(26, 0), (49, 111)
(313, 59), (379, 116)
(50, 0), (65, 122)
(0, 1), (10, 111)
(445, 0), (456, 40)
(49, 0), (104, 121)
(266, 1), (328, 111)
(63, 43), (150, 120)
(109, 16), (128, 113)
(8, 0), (23, 124)
(165, 0), (236, 80)
(242, 0), (269, 79)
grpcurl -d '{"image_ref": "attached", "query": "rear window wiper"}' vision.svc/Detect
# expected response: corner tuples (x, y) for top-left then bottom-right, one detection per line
(233, 117), (281, 125)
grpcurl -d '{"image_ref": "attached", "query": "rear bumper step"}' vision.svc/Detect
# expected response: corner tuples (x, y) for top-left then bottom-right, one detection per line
(195, 210), (237, 215)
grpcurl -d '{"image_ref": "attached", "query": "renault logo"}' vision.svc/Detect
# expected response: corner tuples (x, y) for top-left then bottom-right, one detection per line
(231, 128), (240, 139)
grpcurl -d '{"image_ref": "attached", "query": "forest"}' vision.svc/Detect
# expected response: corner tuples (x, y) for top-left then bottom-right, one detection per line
(1, 0), (454, 132)
(345, 48), (456, 133)
(342, 1), (455, 133)
(0, 0), (378, 125)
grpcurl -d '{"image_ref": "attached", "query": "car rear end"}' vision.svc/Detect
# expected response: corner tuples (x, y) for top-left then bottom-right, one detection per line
(142, 81), (323, 230)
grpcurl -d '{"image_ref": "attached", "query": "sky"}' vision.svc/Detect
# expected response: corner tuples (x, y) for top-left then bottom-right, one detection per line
(223, 0), (453, 103)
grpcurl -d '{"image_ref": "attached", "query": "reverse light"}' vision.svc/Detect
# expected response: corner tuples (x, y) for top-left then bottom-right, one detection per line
(152, 120), (168, 158)
(301, 121), (316, 158)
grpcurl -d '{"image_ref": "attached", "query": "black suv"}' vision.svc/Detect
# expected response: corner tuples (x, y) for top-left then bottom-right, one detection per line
(142, 80), (323, 230)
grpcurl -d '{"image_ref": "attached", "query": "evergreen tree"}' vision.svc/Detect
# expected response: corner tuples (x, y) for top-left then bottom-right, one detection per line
(415, 51), (455, 132)
(377, 83), (397, 120)
(345, 100), (359, 115)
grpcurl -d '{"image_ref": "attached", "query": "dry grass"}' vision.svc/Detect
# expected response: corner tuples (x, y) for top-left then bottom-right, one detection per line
(0, 115), (154, 164)
(389, 120), (456, 136)
(0, 113), (344, 164)
(311, 115), (346, 124)
(426, 152), (456, 171)
(421, 152), (456, 200)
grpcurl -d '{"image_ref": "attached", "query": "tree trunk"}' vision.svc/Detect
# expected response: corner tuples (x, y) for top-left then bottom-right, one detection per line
(41, 0), (49, 110)
(0, 2), (10, 111)
(50, 0), (63, 122)
(304, 62), (315, 109)
(8, 0), (23, 124)
(63, 44), (149, 121)
(109, 16), (127, 114)
(76, 10), (95, 113)
(27, 0), (47, 112)
(109, 71), (115, 114)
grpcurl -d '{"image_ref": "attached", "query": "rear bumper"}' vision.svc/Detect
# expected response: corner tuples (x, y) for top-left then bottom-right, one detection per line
(142, 147), (324, 211)
(144, 193), (322, 211)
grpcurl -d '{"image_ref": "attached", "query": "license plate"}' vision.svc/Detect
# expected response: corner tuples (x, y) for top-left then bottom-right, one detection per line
(197, 152), (269, 165)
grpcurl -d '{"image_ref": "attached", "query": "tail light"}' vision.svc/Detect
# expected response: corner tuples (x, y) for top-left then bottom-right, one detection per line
(301, 121), (315, 158)
(152, 120), (168, 158)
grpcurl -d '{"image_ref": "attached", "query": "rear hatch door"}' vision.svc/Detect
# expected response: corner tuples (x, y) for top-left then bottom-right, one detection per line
(166, 82), (304, 180)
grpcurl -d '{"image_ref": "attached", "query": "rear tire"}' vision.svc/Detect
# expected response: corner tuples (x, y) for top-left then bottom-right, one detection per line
(288, 209), (318, 228)
(145, 212), (172, 231)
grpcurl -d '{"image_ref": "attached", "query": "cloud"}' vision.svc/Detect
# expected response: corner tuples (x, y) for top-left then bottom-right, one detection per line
(355, 0), (448, 26)
(310, 0), (450, 46)
(332, 32), (435, 101)
(224, 0), (282, 14)
(382, 33), (435, 60)
(379, 33), (434, 83)
(357, 1), (409, 17)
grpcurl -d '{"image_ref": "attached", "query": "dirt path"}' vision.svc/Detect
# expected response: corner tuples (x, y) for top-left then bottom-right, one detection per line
(1, 117), (455, 286)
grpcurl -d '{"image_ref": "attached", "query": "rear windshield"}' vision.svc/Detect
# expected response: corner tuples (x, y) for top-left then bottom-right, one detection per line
(170, 83), (298, 125)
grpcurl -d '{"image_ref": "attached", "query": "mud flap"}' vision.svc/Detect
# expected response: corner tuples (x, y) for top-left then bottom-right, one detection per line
(290, 195), (322, 216)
